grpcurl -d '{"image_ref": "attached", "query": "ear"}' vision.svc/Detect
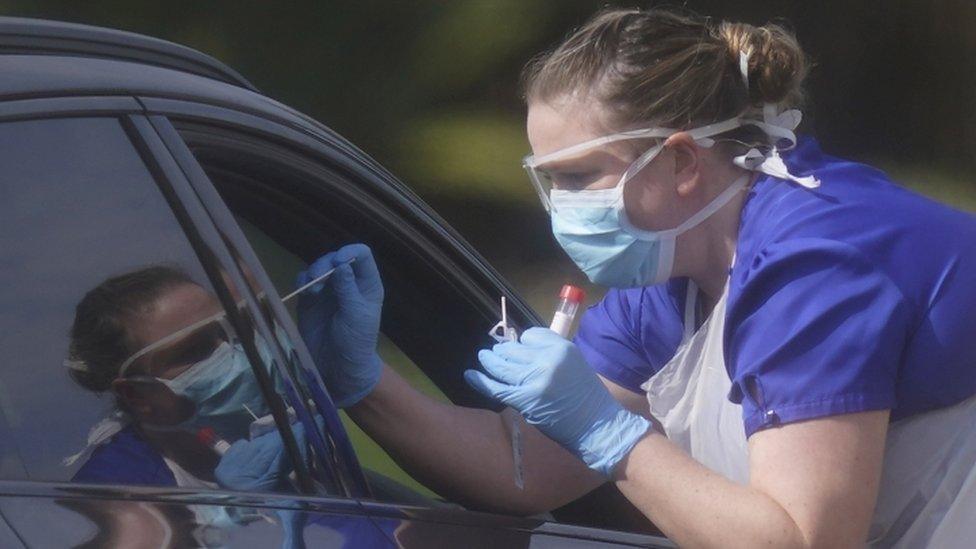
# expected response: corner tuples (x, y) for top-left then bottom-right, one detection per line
(663, 131), (702, 197)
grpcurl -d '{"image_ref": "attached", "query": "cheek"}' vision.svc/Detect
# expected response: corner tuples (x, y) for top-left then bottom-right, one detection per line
(623, 168), (677, 231)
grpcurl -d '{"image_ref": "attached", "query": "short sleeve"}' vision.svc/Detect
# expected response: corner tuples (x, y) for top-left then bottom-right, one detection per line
(576, 284), (685, 393)
(726, 238), (913, 437)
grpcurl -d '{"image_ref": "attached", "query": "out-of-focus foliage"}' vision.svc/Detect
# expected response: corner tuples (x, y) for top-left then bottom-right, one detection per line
(3, 0), (973, 306)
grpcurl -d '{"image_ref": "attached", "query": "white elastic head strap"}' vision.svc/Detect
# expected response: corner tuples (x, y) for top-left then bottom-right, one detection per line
(117, 312), (230, 377)
(732, 104), (820, 188)
(621, 173), (752, 241)
(63, 409), (130, 467)
(739, 49), (752, 90)
(524, 127), (675, 168)
(64, 358), (90, 372)
(620, 116), (744, 183)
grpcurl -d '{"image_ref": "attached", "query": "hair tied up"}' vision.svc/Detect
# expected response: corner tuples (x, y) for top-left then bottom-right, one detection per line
(719, 21), (808, 106)
(522, 8), (809, 131)
(739, 49), (752, 90)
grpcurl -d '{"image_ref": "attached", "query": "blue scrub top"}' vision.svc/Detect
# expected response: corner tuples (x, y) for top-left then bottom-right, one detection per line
(576, 137), (976, 437)
(72, 426), (177, 485)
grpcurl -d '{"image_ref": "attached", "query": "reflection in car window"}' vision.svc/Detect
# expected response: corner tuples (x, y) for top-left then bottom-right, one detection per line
(179, 131), (455, 503)
(238, 216), (451, 501)
(65, 266), (286, 487)
(0, 118), (306, 501)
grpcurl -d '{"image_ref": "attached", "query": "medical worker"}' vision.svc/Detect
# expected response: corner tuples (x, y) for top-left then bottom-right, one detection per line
(301, 8), (976, 547)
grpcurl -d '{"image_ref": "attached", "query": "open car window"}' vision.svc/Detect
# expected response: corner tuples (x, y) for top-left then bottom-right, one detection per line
(175, 122), (481, 506)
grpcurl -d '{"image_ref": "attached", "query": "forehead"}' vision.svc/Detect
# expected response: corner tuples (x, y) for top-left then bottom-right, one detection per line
(128, 283), (219, 348)
(526, 97), (616, 158)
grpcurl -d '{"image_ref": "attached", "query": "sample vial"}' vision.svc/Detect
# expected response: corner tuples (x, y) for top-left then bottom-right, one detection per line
(549, 285), (585, 338)
(197, 427), (231, 456)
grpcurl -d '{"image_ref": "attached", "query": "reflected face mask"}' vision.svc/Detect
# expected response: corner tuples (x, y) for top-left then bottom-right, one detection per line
(118, 305), (272, 441)
(155, 340), (270, 441)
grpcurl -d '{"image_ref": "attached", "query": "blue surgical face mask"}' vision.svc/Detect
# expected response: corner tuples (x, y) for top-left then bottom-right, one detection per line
(154, 340), (271, 441)
(551, 172), (751, 287)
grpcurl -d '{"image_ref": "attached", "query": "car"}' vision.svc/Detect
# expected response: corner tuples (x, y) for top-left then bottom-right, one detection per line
(0, 16), (674, 548)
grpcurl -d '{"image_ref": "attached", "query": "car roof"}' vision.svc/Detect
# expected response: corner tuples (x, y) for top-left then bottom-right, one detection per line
(0, 53), (282, 114)
(0, 16), (256, 92)
(0, 18), (336, 141)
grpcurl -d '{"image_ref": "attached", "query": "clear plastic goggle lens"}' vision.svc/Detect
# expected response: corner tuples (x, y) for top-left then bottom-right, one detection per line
(522, 127), (675, 214)
(522, 116), (758, 214)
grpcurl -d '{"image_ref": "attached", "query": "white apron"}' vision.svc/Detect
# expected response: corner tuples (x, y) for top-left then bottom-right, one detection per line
(640, 280), (976, 548)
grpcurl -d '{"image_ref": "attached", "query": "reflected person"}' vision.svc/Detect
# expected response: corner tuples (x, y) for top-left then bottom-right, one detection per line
(64, 266), (298, 491)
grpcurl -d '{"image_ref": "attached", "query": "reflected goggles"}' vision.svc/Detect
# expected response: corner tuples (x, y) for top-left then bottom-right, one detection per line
(116, 260), (352, 378)
(118, 315), (236, 379)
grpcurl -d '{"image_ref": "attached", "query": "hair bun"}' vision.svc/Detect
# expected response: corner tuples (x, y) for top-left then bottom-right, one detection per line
(719, 21), (808, 106)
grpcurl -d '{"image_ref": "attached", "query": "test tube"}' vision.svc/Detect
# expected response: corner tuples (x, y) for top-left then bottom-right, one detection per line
(197, 427), (231, 456)
(511, 284), (588, 491)
(549, 285), (585, 338)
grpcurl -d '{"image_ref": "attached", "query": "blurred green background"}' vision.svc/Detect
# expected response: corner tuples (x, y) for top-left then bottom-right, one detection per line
(7, 0), (974, 499)
(3, 0), (974, 316)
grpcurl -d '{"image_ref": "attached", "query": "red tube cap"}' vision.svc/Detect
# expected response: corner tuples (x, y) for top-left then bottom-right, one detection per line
(196, 427), (217, 447)
(558, 284), (586, 303)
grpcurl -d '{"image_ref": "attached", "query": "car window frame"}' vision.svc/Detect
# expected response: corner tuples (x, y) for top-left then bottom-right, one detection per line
(145, 114), (368, 498)
(0, 99), (323, 497)
(125, 114), (331, 496)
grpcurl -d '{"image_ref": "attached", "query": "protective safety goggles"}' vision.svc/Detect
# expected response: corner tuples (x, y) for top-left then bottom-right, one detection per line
(522, 111), (799, 214)
(118, 314), (236, 380)
(115, 259), (351, 379)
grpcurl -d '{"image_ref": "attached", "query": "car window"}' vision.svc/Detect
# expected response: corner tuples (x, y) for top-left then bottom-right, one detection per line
(0, 117), (313, 497)
(176, 123), (498, 505)
(237, 215), (449, 500)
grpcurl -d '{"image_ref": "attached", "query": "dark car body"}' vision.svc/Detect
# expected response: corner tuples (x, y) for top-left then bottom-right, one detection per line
(0, 17), (672, 548)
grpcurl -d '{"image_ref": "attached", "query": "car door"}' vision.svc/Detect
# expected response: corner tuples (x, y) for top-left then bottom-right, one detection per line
(138, 98), (673, 548)
(0, 99), (399, 548)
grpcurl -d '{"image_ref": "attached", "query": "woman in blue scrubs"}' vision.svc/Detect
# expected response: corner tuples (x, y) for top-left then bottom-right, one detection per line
(299, 7), (976, 547)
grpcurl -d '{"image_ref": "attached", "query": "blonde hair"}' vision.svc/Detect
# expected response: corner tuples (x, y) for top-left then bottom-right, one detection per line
(522, 7), (809, 135)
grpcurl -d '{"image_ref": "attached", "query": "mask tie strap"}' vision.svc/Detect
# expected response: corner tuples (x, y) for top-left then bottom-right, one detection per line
(622, 174), (752, 241)
(734, 103), (820, 189)
(63, 410), (131, 467)
(734, 147), (820, 189)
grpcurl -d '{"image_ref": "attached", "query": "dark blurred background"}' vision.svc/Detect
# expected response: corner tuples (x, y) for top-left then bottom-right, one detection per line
(4, 0), (974, 312)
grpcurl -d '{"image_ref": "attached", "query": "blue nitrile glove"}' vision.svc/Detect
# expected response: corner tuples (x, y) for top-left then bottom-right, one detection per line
(465, 327), (652, 477)
(296, 244), (384, 408)
(215, 424), (306, 492)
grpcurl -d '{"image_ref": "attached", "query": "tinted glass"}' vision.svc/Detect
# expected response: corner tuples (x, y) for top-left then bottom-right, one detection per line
(0, 118), (303, 498)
